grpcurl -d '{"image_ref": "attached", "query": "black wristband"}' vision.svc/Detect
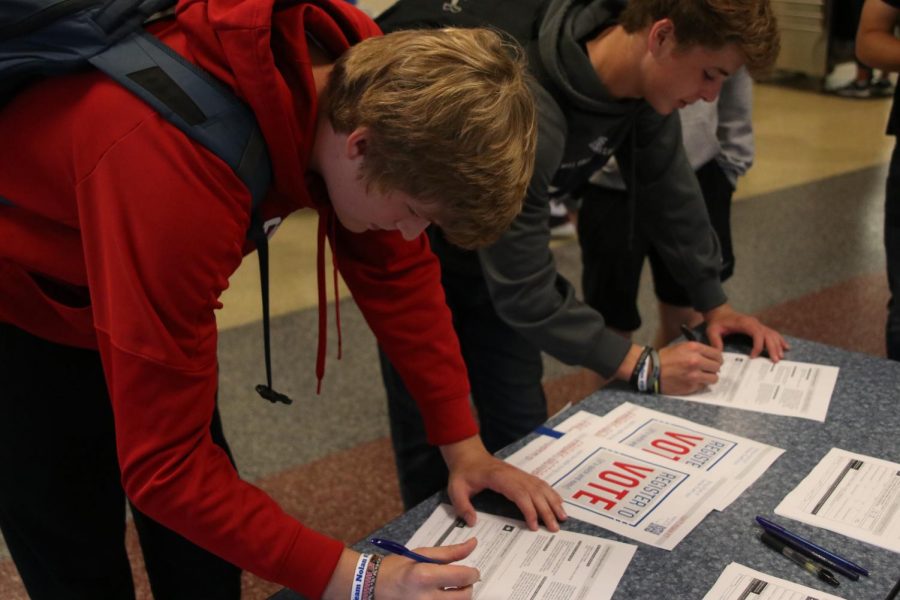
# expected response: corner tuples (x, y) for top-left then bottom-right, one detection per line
(630, 346), (652, 390)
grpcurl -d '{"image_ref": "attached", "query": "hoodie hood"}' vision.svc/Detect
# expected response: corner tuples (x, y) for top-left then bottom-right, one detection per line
(534, 0), (641, 193)
(175, 0), (380, 213)
(538, 0), (631, 115)
(174, 0), (380, 393)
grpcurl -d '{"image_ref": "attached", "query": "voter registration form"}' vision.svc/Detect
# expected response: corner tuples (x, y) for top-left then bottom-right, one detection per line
(665, 353), (838, 421)
(406, 504), (636, 600)
(702, 562), (845, 600)
(775, 447), (900, 553)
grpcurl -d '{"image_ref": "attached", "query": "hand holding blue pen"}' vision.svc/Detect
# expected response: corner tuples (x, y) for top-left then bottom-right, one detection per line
(370, 537), (448, 564)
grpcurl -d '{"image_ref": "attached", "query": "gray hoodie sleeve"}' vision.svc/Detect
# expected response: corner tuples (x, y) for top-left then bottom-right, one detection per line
(714, 67), (754, 186)
(618, 107), (728, 312)
(476, 91), (631, 378)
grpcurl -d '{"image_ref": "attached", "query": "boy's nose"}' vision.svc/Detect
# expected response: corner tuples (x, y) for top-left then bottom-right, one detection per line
(396, 216), (430, 240)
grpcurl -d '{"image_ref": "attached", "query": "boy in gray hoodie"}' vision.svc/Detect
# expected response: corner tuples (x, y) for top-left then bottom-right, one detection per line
(378, 0), (788, 509)
(582, 67), (755, 352)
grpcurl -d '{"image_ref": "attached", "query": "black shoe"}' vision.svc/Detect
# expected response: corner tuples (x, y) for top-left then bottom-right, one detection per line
(833, 80), (873, 98)
(872, 77), (895, 97)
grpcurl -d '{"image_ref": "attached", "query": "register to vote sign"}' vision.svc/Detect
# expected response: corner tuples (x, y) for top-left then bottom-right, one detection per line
(556, 447), (690, 528)
(550, 405), (784, 511)
(508, 433), (726, 549)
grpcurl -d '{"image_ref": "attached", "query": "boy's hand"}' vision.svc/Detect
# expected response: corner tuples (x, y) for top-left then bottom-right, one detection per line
(703, 303), (790, 361)
(323, 541), (480, 600)
(657, 341), (723, 395)
(440, 436), (566, 532)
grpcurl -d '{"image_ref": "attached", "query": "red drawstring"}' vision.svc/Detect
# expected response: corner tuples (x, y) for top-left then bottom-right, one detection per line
(329, 210), (343, 361)
(315, 209), (327, 394)
(314, 206), (343, 394)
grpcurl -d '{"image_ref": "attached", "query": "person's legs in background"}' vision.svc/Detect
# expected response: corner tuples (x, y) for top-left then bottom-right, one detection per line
(652, 159), (736, 346)
(576, 184), (645, 387)
(379, 348), (447, 509)
(380, 269), (547, 510)
(885, 141), (900, 360)
(831, 0), (894, 98)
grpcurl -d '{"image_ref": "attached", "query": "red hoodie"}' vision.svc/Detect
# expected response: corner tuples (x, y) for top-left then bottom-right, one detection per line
(0, 0), (477, 595)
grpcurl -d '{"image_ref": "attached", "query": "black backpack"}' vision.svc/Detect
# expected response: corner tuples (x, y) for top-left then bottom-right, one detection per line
(0, 0), (290, 403)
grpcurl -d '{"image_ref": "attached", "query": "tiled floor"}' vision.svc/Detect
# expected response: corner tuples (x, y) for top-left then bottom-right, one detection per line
(1, 9), (896, 598)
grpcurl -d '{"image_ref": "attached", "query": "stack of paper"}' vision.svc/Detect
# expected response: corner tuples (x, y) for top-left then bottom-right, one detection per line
(703, 562), (845, 600)
(504, 403), (784, 549)
(407, 504), (637, 600)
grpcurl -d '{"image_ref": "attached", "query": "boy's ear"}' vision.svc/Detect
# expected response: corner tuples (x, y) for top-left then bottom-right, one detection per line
(344, 126), (369, 160)
(647, 18), (676, 57)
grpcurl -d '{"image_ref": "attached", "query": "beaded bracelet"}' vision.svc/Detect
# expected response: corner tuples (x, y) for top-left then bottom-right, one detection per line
(362, 554), (383, 600)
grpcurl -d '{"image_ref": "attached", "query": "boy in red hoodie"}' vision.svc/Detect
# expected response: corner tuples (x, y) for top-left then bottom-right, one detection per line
(0, 0), (565, 597)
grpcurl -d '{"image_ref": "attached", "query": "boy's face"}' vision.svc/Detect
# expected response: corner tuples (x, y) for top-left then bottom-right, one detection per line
(642, 21), (745, 115)
(331, 177), (432, 240)
(322, 126), (432, 240)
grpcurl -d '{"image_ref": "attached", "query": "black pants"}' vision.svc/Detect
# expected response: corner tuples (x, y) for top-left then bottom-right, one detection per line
(379, 268), (548, 509)
(578, 159), (735, 332)
(886, 141), (900, 361)
(0, 323), (241, 599)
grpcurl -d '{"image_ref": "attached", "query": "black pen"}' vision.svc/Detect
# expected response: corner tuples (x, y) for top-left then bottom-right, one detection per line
(760, 532), (839, 587)
(759, 525), (859, 581)
(680, 323), (699, 342)
(756, 516), (868, 577)
(886, 573), (900, 600)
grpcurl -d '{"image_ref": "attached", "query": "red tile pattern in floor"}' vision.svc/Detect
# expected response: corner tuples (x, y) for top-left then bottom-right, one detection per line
(755, 272), (889, 358)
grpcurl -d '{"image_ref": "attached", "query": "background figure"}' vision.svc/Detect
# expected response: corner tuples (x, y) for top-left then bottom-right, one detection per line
(378, 0), (787, 511)
(580, 67), (754, 349)
(857, 0), (900, 359)
(830, 0), (893, 97)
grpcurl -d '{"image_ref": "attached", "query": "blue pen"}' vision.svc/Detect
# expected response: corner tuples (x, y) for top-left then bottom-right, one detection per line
(370, 537), (446, 564)
(756, 516), (869, 576)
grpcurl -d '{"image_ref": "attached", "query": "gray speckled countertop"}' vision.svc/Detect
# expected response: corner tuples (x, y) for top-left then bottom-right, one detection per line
(274, 337), (900, 599)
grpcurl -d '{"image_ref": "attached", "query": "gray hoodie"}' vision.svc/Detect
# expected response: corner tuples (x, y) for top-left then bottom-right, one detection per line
(430, 0), (727, 377)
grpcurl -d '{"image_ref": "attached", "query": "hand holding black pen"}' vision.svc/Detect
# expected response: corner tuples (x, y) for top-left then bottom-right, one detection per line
(652, 331), (723, 395)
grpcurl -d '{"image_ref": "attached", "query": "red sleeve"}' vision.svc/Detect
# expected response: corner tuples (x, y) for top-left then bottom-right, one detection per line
(78, 115), (342, 598)
(333, 223), (479, 446)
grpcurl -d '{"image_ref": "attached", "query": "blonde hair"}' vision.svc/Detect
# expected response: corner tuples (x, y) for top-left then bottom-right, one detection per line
(322, 28), (537, 249)
(619, 0), (780, 77)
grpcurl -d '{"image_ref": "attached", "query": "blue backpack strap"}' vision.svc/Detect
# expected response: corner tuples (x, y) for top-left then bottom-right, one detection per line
(87, 30), (289, 403)
(86, 30), (271, 214)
